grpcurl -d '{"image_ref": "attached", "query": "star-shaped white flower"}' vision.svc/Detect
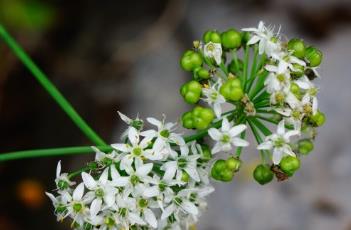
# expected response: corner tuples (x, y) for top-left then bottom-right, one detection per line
(208, 118), (249, 154)
(55, 161), (75, 192)
(257, 120), (300, 164)
(201, 80), (227, 118)
(203, 42), (222, 65)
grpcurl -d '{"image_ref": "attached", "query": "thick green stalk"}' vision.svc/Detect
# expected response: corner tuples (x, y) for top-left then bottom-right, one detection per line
(0, 146), (113, 162)
(0, 24), (107, 146)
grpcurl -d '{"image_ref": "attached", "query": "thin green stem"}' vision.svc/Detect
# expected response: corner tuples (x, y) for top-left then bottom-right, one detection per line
(255, 115), (278, 125)
(249, 117), (272, 136)
(245, 45), (258, 92)
(232, 50), (240, 75)
(249, 70), (268, 99)
(242, 46), (249, 88)
(0, 146), (113, 162)
(0, 24), (107, 146)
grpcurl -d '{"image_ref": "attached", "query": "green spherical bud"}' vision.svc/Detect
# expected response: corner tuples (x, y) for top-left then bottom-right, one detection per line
(305, 46), (323, 67)
(181, 111), (194, 129)
(290, 82), (301, 98)
(195, 67), (210, 80)
(221, 29), (242, 49)
(219, 168), (234, 182)
(288, 38), (305, 59)
(203, 30), (221, 43)
(211, 159), (226, 180)
(200, 108), (215, 122)
(253, 164), (274, 185)
(180, 50), (203, 71)
(220, 78), (244, 101)
(280, 156), (300, 176)
(226, 157), (241, 172)
(310, 110), (326, 127)
(180, 81), (202, 104)
(298, 139), (314, 155)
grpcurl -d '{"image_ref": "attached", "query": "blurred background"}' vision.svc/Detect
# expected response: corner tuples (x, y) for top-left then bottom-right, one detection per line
(0, 0), (351, 229)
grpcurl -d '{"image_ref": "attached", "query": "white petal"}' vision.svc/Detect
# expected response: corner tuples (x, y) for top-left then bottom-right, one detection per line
(144, 208), (157, 228)
(128, 127), (139, 146)
(163, 162), (177, 181)
(272, 148), (283, 164)
(143, 186), (159, 198)
(181, 200), (199, 215)
(257, 141), (272, 150)
(284, 130), (300, 140)
(104, 192), (115, 207)
(136, 163), (153, 177)
(211, 143), (222, 154)
(45, 192), (57, 204)
(90, 198), (102, 217)
(232, 137), (249, 147)
(140, 129), (157, 139)
(161, 204), (176, 220)
(110, 165), (120, 180)
(129, 212), (146, 225)
(147, 117), (162, 128)
(229, 124), (247, 137)
(111, 143), (129, 152)
(111, 177), (129, 187)
(221, 118), (230, 132)
(208, 128), (222, 141)
(56, 161), (62, 178)
(117, 111), (131, 124)
(277, 120), (285, 135)
(214, 103), (222, 118)
(185, 167), (200, 182)
(99, 168), (109, 184)
(73, 183), (85, 201)
(81, 172), (97, 190)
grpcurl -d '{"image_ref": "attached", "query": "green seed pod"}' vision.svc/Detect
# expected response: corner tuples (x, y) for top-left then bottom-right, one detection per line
(182, 106), (214, 129)
(194, 67), (210, 80)
(203, 30), (221, 43)
(220, 78), (244, 101)
(279, 156), (300, 176)
(219, 168), (234, 182)
(180, 50), (203, 71)
(288, 38), (305, 59)
(305, 46), (323, 67)
(211, 159), (227, 180)
(181, 111), (194, 129)
(221, 29), (242, 49)
(290, 82), (301, 98)
(298, 139), (314, 155)
(225, 157), (241, 172)
(180, 80), (202, 104)
(253, 164), (274, 185)
(310, 110), (326, 127)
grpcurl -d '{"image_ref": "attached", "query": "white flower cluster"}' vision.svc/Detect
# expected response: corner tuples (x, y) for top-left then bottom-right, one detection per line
(243, 21), (322, 164)
(47, 112), (247, 229)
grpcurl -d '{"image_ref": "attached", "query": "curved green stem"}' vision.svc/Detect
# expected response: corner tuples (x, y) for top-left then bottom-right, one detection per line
(0, 24), (107, 146)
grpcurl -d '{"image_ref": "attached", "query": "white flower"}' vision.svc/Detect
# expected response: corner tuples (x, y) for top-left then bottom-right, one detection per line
(242, 21), (281, 57)
(93, 147), (118, 165)
(257, 120), (300, 164)
(55, 161), (75, 191)
(265, 64), (291, 93)
(161, 189), (200, 220)
(208, 118), (249, 154)
(45, 192), (69, 221)
(203, 42), (222, 65)
(117, 111), (144, 141)
(141, 116), (185, 158)
(81, 168), (117, 214)
(111, 127), (155, 170)
(161, 144), (200, 183)
(201, 80), (227, 118)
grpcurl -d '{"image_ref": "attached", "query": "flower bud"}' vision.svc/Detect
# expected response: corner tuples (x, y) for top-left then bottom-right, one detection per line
(203, 30), (221, 43)
(194, 67), (210, 80)
(221, 29), (242, 49)
(305, 46), (323, 67)
(288, 38), (305, 59)
(225, 157), (241, 172)
(241, 31), (250, 46)
(310, 110), (326, 127)
(279, 156), (300, 176)
(211, 159), (226, 180)
(253, 164), (274, 185)
(180, 80), (202, 104)
(298, 139), (314, 155)
(180, 50), (203, 71)
(220, 78), (244, 101)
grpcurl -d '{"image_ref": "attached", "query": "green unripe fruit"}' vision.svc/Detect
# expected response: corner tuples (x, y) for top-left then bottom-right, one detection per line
(280, 156), (300, 176)
(226, 157), (241, 172)
(290, 82), (301, 98)
(288, 38), (305, 59)
(298, 139), (314, 155)
(221, 29), (242, 49)
(181, 112), (194, 129)
(211, 159), (227, 180)
(201, 145), (212, 161)
(305, 46), (323, 67)
(194, 67), (210, 80)
(180, 80), (202, 104)
(220, 78), (244, 101)
(241, 31), (250, 46)
(203, 30), (221, 43)
(310, 110), (326, 127)
(180, 50), (203, 71)
(219, 168), (234, 182)
(253, 164), (274, 185)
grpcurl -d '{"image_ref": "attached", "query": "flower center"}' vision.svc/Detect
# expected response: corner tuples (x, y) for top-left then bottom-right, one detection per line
(174, 197), (183, 205)
(132, 147), (142, 156)
(73, 202), (83, 213)
(275, 92), (285, 104)
(138, 198), (148, 208)
(292, 110), (301, 119)
(95, 188), (104, 197)
(57, 180), (69, 190)
(303, 104), (312, 114)
(160, 129), (170, 138)
(207, 43), (215, 52)
(177, 158), (187, 168)
(104, 216), (115, 226)
(159, 182), (167, 192)
(130, 175), (140, 185)
(309, 87), (318, 96)
(119, 208), (127, 217)
(277, 74), (286, 82)
(210, 91), (218, 101)
(221, 134), (231, 143)
(274, 137), (285, 148)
